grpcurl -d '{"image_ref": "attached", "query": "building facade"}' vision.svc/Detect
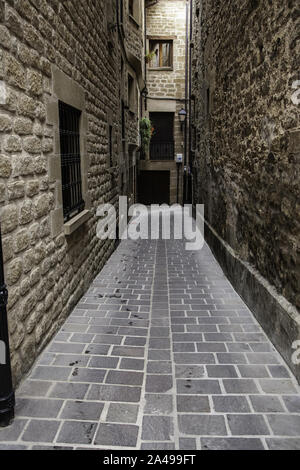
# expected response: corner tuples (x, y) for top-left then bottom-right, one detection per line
(191, 0), (300, 380)
(0, 0), (145, 384)
(139, 0), (189, 205)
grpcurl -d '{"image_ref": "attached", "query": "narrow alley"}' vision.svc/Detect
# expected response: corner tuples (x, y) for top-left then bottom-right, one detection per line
(0, 0), (299, 455)
(1, 212), (299, 450)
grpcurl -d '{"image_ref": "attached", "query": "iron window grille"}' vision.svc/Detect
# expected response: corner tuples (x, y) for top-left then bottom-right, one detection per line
(150, 142), (175, 160)
(59, 101), (85, 222)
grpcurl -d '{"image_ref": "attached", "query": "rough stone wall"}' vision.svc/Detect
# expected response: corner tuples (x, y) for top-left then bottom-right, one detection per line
(0, 0), (144, 384)
(123, 0), (144, 148)
(192, 0), (300, 310)
(125, 0), (144, 63)
(115, 1), (145, 205)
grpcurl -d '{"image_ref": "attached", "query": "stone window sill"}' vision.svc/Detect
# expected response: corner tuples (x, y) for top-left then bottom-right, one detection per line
(64, 209), (91, 236)
(148, 67), (173, 72)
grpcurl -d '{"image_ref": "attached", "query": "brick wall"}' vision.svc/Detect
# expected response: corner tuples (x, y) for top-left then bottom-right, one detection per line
(0, 0), (144, 384)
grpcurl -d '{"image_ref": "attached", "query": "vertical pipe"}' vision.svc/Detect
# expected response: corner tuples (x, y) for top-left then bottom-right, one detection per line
(188, 0), (193, 204)
(0, 223), (15, 427)
(183, 0), (189, 204)
(176, 163), (180, 204)
(144, 0), (148, 112)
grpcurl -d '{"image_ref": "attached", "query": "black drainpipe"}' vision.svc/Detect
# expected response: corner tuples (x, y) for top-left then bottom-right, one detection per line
(144, 0), (148, 112)
(183, 0), (189, 204)
(0, 222), (15, 427)
(188, 0), (193, 204)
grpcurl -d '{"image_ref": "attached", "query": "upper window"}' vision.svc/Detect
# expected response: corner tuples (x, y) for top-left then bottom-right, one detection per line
(149, 40), (173, 69)
(59, 101), (85, 222)
(129, 0), (134, 16)
(119, 0), (124, 26)
(128, 74), (136, 112)
(128, 0), (140, 24)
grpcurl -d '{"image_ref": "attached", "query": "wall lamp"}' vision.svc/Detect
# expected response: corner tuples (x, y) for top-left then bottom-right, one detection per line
(178, 107), (187, 131)
(141, 86), (149, 98)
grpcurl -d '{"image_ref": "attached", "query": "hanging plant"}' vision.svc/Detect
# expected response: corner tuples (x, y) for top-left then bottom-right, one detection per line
(140, 117), (152, 157)
(145, 51), (155, 64)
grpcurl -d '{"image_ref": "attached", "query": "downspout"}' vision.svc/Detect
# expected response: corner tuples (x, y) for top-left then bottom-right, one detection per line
(188, 0), (193, 204)
(144, 0), (148, 112)
(183, 0), (189, 204)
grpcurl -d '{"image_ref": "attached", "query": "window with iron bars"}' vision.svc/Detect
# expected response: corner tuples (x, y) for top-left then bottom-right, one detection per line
(59, 101), (85, 222)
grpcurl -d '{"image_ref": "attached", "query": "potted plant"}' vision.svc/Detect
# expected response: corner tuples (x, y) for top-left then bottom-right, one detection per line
(140, 117), (153, 158)
(145, 51), (155, 64)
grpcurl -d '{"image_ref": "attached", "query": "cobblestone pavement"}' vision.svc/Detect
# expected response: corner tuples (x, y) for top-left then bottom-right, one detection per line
(1, 214), (300, 450)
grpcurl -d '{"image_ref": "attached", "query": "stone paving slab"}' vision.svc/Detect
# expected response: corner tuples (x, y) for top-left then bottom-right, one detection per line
(1, 212), (300, 450)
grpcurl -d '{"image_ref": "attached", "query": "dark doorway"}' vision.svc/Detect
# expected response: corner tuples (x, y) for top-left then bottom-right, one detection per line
(149, 112), (174, 160)
(138, 171), (170, 205)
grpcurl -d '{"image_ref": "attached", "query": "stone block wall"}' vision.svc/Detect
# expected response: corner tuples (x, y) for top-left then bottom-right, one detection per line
(191, 0), (300, 378)
(146, 0), (186, 100)
(125, 0), (144, 64)
(0, 0), (144, 384)
(144, 0), (188, 205)
(123, 0), (143, 149)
